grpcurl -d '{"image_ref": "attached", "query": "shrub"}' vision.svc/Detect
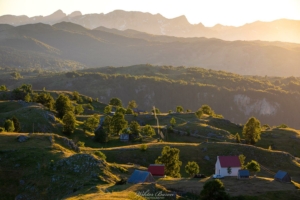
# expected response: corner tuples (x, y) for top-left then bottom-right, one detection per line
(277, 124), (288, 128)
(140, 144), (148, 151)
(77, 141), (85, 147)
(94, 151), (106, 161)
(0, 127), (5, 132)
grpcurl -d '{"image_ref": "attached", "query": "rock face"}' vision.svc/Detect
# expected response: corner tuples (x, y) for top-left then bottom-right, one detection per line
(17, 135), (29, 142)
(234, 94), (279, 116)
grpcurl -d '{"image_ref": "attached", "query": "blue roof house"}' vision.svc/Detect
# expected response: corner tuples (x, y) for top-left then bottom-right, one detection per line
(127, 170), (155, 184)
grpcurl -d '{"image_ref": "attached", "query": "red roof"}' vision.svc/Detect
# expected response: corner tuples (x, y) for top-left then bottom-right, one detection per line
(148, 164), (164, 176)
(218, 156), (241, 168)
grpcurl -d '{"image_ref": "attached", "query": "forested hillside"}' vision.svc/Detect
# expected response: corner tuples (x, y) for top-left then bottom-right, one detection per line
(1, 65), (300, 128)
(1, 22), (300, 76)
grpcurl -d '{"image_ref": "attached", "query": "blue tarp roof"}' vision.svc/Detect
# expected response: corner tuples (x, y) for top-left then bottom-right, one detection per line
(127, 170), (154, 184)
(274, 170), (288, 179)
(238, 170), (250, 176)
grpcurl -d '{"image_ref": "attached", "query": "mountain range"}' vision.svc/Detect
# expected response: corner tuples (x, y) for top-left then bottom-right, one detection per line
(1, 22), (300, 76)
(1, 10), (300, 44)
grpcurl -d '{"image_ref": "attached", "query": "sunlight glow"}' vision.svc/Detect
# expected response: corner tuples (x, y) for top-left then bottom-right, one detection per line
(0, 0), (299, 26)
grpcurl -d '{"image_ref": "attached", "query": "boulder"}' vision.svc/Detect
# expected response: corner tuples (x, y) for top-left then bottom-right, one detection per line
(204, 155), (210, 161)
(17, 135), (29, 142)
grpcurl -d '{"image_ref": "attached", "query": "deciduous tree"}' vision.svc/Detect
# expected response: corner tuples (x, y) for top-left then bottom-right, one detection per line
(200, 179), (230, 200)
(185, 161), (200, 177)
(109, 97), (122, 107)
(246, 160), (260, 175)
(83, 115), (99, 132)
(62, 111), (76, 135)
(141, 125), (155, 137)
(55, 94), (74, 118)
(4, 119), (14, 132)
(155, 146), (182, 178)
(242, 117), (261, 144)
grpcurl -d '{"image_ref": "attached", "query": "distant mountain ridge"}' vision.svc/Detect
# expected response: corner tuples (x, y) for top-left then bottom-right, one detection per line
(1, 22), (300, 76)
(1, 10), (300, 44)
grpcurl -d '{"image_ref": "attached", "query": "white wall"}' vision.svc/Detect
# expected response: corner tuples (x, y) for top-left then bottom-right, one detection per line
(215, 157), (240, 176)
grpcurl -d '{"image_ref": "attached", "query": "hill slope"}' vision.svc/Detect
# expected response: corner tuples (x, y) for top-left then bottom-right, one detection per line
(1, 22), (300, 76)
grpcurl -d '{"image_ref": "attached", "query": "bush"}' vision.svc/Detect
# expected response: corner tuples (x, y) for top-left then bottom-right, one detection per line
(140, 144), (148, 151)
(94, 151), (106, 161)
(0, 127), (5, 132)
(77, 141), (85, 147)
(277, 124), (288, 128)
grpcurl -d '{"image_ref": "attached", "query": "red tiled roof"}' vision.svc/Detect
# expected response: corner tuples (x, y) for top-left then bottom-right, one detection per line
(148, 164), (164, 176)
(218, 156), (241, 167)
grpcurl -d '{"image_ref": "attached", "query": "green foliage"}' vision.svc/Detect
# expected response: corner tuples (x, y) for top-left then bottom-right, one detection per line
(11, 116), (21, 132)
(141, 125), (156, 137)
(74, 105), (84, 115)
(201, 105), (214, 115)
(129, 121), (141, 141)
(246, 160), (260, 175)
(155, 146), (182, 178)
(55, 94), (74, 119)
(62, 111), (76, 135)
(140, 144), (148, 151)
(0, 85), (8, 91)
(152, 107), (161, 114)
(170, 117), (176, 127)
(76, 141), (85, 147)
(239, 154), (246, 169)
(102, 116), (113, 135)
(104, 106), (112, 114)
(127, 100), (137, 109)
(85, 103), (94, 110)
(125, 108), (134, 114)
(111, 112), (128, 135)
(176, 106), (184, 113)
(24, 93), (31, 102)
(262, 124), (271, 130)
(116, 107), (126, 114)
(109, 97), (122, 107)
(11, 72), (22, 79)
(34, 92), (55, 110)
(242, 117), (261, 145)
(4, 119), (14, 132)
(19, 84), (32, 93)
(200, 179), (230, 200)
(83, 115), (99, 132)
(185, 161), (200, 177)
(94, 126), (109, 143)
(277, 124), (288, 128)
(94, 151), (106, 161)
(72, 91), (80, 101)
(195, 109), (203, 119)
(0, 127), (5, 132)
(235, 133), (241, 143)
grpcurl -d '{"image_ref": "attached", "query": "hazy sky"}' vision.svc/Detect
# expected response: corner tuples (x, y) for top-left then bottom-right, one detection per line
(0, 0), (300, 26)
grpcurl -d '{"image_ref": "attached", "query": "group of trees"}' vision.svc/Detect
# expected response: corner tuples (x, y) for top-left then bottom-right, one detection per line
(155, 146), (200, 178)
(1, 116), (21, 132)
(195, 104), (223, 119)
